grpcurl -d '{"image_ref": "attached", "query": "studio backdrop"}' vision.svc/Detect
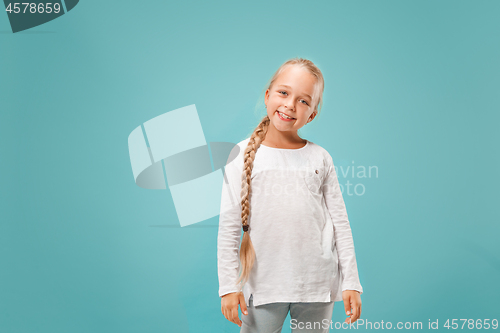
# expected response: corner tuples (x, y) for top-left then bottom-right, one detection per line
(1, 1), (499, 332)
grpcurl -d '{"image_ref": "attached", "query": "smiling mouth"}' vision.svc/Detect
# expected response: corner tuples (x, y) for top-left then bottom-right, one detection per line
(276, 111), (295, 120)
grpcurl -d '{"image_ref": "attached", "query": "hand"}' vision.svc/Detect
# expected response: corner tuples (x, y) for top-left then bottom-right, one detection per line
(342, 290), (362, 324)
(221, 291), (248, 327)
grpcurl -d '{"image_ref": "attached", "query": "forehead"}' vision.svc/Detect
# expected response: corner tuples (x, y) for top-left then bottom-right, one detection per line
(274, 66), (316, 96)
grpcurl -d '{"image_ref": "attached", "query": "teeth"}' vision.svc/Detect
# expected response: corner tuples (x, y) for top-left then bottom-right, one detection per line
(278, 111), (294, 120)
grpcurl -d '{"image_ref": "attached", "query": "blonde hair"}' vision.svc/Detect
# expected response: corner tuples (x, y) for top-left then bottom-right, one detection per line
(236, 57), (325, 287)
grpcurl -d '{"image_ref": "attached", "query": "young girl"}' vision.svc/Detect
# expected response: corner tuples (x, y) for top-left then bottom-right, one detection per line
(217, 58), (363, 333)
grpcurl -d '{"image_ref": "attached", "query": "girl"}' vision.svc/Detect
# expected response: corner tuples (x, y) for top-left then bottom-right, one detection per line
(217, 58), (363, 333)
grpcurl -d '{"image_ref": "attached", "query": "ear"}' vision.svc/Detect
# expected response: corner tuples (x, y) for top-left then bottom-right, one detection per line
(308, 110), (318, 122)
(264, 89), (269, 105)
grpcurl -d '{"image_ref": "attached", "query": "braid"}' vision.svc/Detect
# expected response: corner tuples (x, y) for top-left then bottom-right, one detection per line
(236, 115), (270, 287)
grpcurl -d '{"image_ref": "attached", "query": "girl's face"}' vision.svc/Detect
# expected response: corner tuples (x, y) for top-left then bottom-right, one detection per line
(264, 65), (318, 132)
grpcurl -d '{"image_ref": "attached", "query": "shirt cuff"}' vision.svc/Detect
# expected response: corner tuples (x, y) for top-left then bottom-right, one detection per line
(219, 287), (242, 298)
(341, 285), (363, 295)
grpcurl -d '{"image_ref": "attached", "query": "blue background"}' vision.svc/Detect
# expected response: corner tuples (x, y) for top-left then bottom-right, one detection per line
(1, 0), (499, 332)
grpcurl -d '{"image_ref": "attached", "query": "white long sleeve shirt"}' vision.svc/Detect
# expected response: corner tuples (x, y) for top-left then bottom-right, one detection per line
(217, 138), (363, 307)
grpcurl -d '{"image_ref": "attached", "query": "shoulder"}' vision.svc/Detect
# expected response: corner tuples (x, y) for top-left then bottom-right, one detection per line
(227, 138), (249, 155)
(234, 138), (251, 158)
(238, 137), (251, 149)
(225, 138), (250, 168)
(307, 140), (334, 164)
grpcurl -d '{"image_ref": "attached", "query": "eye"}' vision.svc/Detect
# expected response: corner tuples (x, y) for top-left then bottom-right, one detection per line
(300, 99), (309, 106)
(278, 90), (287, 96)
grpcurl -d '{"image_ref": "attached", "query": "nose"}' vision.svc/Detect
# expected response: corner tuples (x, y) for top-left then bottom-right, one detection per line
(284, 97), (295, 111)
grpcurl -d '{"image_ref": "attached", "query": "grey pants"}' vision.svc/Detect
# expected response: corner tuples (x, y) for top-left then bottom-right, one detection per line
(240, 294), (335, 333)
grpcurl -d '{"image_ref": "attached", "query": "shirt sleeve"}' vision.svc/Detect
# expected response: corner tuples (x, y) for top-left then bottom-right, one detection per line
(322, 153), (363, 295)
(217, 145), (244, 297)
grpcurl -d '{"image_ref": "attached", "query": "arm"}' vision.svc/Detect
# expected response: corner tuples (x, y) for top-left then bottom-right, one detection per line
(217, 147), (243, 297)
(322, 153), (363, 295)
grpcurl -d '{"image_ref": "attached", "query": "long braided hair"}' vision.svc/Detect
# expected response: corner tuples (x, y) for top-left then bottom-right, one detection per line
(236, 57), (325, 287)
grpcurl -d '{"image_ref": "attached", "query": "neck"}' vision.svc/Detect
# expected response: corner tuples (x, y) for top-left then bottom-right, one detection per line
(262, 125), (306, 146)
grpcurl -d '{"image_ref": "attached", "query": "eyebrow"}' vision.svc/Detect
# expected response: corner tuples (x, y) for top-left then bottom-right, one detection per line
(277, 85), (312, 100)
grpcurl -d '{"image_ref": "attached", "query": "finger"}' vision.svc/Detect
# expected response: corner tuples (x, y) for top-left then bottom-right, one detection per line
(222, 307), (228, 321)
(227, 307), (234, 324)
(343, 297), (351, 316)
(350, 304), (360, 323)
(227, 307), (237, 326)
(239, 295), (248, 315)
(230, 307), (242, 327)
